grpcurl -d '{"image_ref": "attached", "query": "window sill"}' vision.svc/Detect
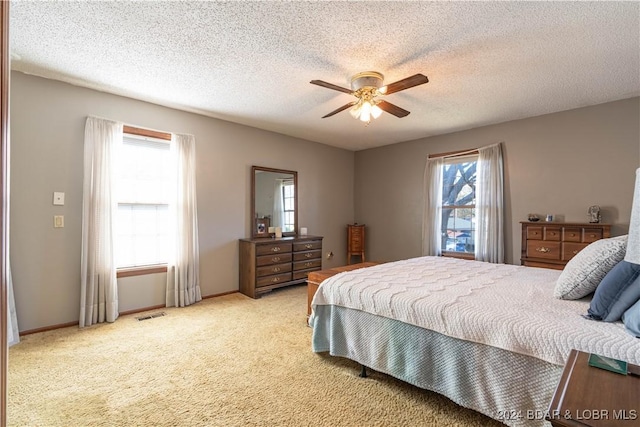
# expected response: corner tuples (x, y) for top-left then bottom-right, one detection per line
(441, 251), (475, 261)
(117, 264), (168, 278)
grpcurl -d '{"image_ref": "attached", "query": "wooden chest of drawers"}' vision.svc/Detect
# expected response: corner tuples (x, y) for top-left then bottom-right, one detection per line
(521, 222), (611, 270)
(239, 235), (323, 298)
(347, 223), (365, 264)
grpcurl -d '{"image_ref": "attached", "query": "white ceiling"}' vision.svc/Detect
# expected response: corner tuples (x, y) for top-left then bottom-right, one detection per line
(9, 1), (640, 151)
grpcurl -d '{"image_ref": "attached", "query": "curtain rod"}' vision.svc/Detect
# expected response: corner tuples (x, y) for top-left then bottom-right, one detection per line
(87, 116), (173, 141)
(428, 148), (479, 159)
(428, 142), (501, 160)
(123, 124), (171, 141)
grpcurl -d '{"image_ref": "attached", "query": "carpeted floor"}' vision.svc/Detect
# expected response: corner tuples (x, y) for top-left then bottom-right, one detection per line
(8, 284), (503, 427)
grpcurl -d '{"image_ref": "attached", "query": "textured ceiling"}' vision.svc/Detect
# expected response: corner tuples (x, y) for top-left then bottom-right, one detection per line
(9, 1), (640, 151)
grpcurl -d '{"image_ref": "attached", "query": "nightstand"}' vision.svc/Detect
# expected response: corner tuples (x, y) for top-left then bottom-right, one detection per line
(546, 349), (639, 427)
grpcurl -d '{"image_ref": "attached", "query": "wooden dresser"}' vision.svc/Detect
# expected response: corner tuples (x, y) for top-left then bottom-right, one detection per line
(347, 223), (365, 264)
(521, 222), (611, 270)
(239, 235), (323, 298)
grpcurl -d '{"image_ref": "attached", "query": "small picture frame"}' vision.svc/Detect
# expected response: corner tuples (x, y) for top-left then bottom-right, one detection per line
(255, 217), (270, 237)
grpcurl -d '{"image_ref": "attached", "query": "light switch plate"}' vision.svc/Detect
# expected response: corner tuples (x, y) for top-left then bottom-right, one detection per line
(53, 192), (65, 206)
(54, 215), (64, 228)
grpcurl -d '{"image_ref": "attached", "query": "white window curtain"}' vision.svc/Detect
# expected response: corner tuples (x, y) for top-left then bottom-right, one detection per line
(7, 154), (19, 345)
(8, 259), (18, 346)
(166, 133), (202, 307)
(272, 180), (285, 229)
(80, 116), (121, 327)
(422, 156), (444, 256)
(474, 143), (505, 263)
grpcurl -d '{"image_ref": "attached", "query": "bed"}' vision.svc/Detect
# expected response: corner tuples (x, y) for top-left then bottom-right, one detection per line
(309, 256), (640, 427)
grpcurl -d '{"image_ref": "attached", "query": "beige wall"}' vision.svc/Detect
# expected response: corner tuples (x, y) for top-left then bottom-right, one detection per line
(354, 97), (640, 265)
(10, 72), (640, 332)
(10, 72), (355, 332)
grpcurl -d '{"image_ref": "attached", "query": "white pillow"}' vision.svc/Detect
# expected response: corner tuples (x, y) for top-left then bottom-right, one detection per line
(554, 235), (628, 300)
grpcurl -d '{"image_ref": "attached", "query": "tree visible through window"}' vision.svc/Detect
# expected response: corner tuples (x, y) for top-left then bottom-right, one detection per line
(441, 158), (477, 254)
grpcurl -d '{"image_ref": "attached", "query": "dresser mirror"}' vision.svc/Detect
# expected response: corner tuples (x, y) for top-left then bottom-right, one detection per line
(251, 166), (298, 238)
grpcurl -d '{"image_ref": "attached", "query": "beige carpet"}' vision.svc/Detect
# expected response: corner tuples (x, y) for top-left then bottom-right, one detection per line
(8, 285), (503, 427)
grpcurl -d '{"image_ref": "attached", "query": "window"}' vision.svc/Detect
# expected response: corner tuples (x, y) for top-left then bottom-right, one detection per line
(115, 132), (173, 268)
(441, 156), (477, 254)
(282, 180), (295, 232)
(424, 144), (503, 262)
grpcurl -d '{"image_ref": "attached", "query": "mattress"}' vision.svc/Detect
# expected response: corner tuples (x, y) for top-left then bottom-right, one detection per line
(311, 256), (640, 366)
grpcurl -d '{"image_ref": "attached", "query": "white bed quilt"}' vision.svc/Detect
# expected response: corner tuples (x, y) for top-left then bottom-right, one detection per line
(311, 256), (640, 366)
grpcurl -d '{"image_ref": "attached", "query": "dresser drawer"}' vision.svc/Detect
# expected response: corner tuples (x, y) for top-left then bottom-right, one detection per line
(526, 241), (561, 260)
(520, 222), (610, 271)
(544, 227), (561, 241)
(349, 234), (363, 250)
(583, 229), (603, 243)
(256, 252), (292, 266)
(526, 226), (543, 240)
(562, 242), (589, 261)
(562, 227), (582, 242)
(256, 242), (292, 256)
(256, 272), (292, 288)
(294, 240), (322, 252)
(293, 250), (321, 261)
(256, 263), (292, 277)
(293, 259), (322, 271)
(350, 227), (363, 237)
(293, 269), (317, 281)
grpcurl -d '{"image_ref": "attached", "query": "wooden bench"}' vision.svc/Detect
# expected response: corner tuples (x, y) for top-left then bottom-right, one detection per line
(307, 262), (379, 316)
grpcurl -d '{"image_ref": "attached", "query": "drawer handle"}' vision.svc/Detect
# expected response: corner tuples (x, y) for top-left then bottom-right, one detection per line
(305, 253), (313, 258)
(304, 262), (314, 267)
(570, 233), (576, 237)
(536, 247), (550, 253)
(589, 234), (596, 238)
(305, 244), (313, 249)
(271, 257), (281, 262)
(271, 277), (280, 283)
(271, 247), (281, 252)
(273, 267), (281, 273)
(573, 250), (579, 255)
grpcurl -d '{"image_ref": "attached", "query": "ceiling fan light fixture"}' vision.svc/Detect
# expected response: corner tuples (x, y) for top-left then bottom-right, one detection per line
(311, 71), (428, 121)
(371, 104), (383, 119)
(359, 101), (372, 123)
(350, 103), (361, 119)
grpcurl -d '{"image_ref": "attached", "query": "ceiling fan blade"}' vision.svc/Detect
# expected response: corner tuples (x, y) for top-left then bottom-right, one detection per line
(322, 101), (357, 118)
(310, 80), (353, 94)
(376, 100), (410, 118)
(380, 74), (429, 95)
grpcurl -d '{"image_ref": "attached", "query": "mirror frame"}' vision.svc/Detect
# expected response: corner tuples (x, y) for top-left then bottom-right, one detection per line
(251, 165), (298, 238)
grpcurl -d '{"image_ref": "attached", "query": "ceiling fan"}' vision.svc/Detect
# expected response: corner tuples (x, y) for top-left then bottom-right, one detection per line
(310, 71), (429, 123)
